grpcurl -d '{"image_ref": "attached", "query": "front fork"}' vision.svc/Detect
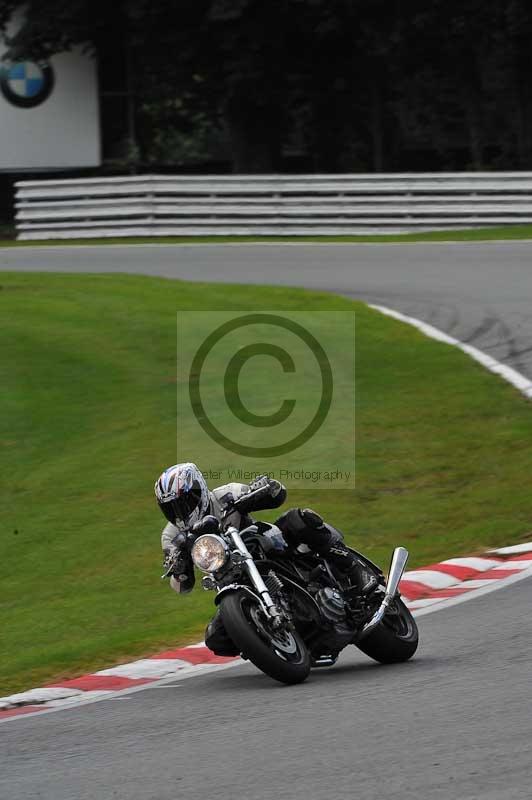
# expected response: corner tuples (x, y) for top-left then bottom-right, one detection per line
(227, 527), (283, 626)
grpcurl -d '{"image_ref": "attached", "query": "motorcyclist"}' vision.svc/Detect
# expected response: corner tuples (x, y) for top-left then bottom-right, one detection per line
(155, 462), (364, 656)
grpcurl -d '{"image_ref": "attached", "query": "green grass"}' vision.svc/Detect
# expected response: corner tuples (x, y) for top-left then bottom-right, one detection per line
(2, 272), (532, 695)
(3, 224), (532, 247)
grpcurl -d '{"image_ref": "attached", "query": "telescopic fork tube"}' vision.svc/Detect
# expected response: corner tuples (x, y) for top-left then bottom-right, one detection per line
(227, 527), (279, 615)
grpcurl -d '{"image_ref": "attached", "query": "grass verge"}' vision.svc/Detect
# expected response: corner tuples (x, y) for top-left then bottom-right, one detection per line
(3, 224), (532, 247)
(2, 272), (532, 694)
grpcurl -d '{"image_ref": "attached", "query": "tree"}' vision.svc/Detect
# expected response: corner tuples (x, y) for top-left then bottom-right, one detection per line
(1, 0), (530, 172)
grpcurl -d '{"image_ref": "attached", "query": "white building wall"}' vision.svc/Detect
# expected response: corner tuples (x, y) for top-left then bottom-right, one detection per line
(0, 15), (101, 170)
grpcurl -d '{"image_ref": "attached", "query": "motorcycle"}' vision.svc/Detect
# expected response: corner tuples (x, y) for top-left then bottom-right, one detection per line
(163, 485), (418, 685)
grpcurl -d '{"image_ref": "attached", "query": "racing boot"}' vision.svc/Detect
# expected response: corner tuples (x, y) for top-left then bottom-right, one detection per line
(205, 609), (240, 657)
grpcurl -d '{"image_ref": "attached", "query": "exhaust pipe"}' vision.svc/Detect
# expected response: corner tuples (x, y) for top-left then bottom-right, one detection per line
(358, 546), (409, 640)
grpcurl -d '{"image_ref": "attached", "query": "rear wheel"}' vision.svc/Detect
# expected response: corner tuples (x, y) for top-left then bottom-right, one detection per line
(356, 598), (418, 663)
(220, 590), (311, 685)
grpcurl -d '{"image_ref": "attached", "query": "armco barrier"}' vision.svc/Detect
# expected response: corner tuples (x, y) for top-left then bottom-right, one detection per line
(14, 172), (532, 239)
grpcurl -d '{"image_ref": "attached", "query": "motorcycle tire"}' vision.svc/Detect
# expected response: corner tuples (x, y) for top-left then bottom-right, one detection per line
(220, 590), (311, 685)
(356, 597), (418, 664)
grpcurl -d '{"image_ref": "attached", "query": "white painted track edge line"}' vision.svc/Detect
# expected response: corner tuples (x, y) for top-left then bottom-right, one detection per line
(368, 303), (532, 398)
(365, 305), (532, 607)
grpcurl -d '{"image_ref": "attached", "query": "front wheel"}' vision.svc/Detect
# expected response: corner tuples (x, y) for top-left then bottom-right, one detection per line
(355, 598), (418, 664)
(220, 591), (311, 685)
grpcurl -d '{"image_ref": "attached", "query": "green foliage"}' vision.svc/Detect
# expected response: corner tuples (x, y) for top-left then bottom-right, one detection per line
(2, 272), (532, 694)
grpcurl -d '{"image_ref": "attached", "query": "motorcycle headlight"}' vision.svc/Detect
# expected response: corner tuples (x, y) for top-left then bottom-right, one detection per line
(191, 534), (229, 573)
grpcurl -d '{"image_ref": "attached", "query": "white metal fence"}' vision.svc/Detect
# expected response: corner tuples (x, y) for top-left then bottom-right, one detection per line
(14, 172), (532, 239)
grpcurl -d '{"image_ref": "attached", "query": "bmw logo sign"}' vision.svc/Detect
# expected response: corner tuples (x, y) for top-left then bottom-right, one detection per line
(0, 58), (54, 108)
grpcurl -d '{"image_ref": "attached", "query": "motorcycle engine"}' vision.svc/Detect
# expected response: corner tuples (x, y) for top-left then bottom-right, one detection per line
(311, 586), (356, 655)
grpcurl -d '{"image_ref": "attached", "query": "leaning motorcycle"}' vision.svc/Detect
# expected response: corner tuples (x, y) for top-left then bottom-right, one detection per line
(163, 486), (418, 685)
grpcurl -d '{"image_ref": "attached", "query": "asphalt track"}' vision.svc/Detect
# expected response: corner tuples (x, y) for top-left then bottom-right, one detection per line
(2, 241), (532, 798)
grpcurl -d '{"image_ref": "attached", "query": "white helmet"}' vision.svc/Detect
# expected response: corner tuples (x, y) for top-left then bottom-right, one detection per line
(154, 463), (210, 529)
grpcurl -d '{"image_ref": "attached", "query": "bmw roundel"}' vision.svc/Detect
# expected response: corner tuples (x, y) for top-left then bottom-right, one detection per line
(0, 57), (54, 108)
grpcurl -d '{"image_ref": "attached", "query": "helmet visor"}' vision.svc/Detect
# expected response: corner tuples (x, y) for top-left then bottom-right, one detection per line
(160, 484), (202, 526)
